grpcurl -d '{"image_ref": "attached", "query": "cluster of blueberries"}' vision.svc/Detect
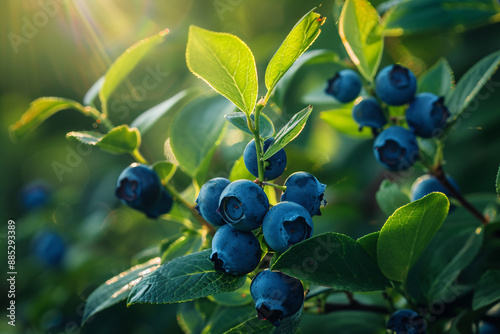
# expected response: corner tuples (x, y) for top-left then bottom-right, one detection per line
(195, 138), (326, 326)
(326, 64), (459, 208)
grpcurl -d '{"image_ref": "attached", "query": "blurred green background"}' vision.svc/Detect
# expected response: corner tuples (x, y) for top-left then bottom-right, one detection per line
(1, 0), (500, 333)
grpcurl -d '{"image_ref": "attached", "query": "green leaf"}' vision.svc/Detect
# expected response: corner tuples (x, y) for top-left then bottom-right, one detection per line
(320, 106), (372, 138)
(152, 161), (177, 185)
(357, 232), (379, 263)
(496, 165), (500, 198)
(99, 30), (169, 115)
(208, 276), (252, 307)
(223, 316), (274, 334)
(225, 112), (275, 139)
(382, 0), (500, 36)
(448, 50), (500, 117)
(473, 270), (500, 310)
(170, 95), (233, 177)
(83, 76), (105, 107)
(186, 25), (258, 115)
(271, 306), (303, 334)
(82, 257), (161, 325)
(375, 180), (411, 216)
(377, 192), (450, 282)
(130, 89), (195, 134)
(66, 131), (103, 146)
(265, 8), (325, 93)
(161, 233), (205, 264)
(417, 58), (455, 97)
(229, 156), (255, 182)
(96, 125), (141, 154)
(271, 233), (389, 292)
(201, 304), (257, 334)
(339, 0), (384, 81)
(10, 97), (90, 142)
(127, 249), (246, 305)
(262, 106), (313, 160)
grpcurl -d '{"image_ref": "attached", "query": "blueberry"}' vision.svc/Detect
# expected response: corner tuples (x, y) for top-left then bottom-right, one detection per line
(20, 181), (51, 210)
(352, 97), (387, 130)
(33, 231), (66, 267)
(373, 126), (419, 171)
(115, 163), (162, 213)
(325, 69), (362, 103)
(375, 64), (417, 106)
(250, 269), (304, 327)
(218, 180), (269, 231)
(411, 174), (459, 211)
(144, 189), (173, 219)
(387, 309), (426, 334)
(210, 224), (262, 275)
(262, 202), (313, 253)
(406, 93), (450, 138)
(281, 172), (326, 217)
(479, 322), (499, 334)
(196, 177), (231, 226)
(243, 138), (287, 180)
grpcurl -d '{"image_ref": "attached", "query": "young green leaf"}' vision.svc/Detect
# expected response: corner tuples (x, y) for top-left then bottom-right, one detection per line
(83, 76), (105, 107)
(377, 192), (450, 282)
(66, 131), (103, 146)
(320, 106), (372, 138)
(448, 50), (500, 117)
(265, 8), (325, 93)
(473, 270), (500, 310)
(152, 161), (177, 185)
(229, 156), (255, 182)
(10, 97), (92, 142)
(96, 125), (141, 154)
(225, 112), (274, 139)
(186, 25), (258, 115)
(417, 58), (455, 98)
(82, 257), (161, 325)
(127, 249), (246, 305)
(375, 180), (411, 217)
(382, 0), (500, 36)
(99, 29), (169, 115)
(170, 95), (233, 178)
(357, 231), (379, 263)
(271, 232), (390, 292)
(262, 106), (313, 160)
(130, 89), (196, 134)
(339, 0), (384, 81)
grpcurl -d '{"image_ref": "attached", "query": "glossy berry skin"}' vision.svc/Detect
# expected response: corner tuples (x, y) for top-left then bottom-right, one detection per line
(210, 224), (262, 276)
(479, 322), (499, 334)
(406, 93), (450, 138)
(411, 175), (459, 212)
(196, 178), (231, 226)
(115, 163), (162, 212)
(352, 97), (387, 130)
(281, 172), (326, 217)
(243, 138), (287, 180)
(144, 189), (173, 219)
(20, 181), (51, 210)
(33, 231), (66, 266)
(373, 126), (419, 171)
(262, 202), (313, 253)
(387, 309), (426, 334)
(325, 69), (362, 103)
(218, 180), (269, 231)
(375, 64), (417, 106)
(250, 269), (304, 327)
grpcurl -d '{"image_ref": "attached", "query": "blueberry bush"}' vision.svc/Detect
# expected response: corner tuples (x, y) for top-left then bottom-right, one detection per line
(7, 0), (500, 333)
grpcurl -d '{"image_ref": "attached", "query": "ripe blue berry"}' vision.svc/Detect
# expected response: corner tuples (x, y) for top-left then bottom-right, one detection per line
(33, 231), (66, 266)
(262, 202), (313, 253)
(210, 224), (262, 275)
(115, 163), (162, 212)
(375, 64), (417, 106)
(406, 93), (450, 138)
(218, 180), (269, 231)
(243, 138), (287, 180)
(144, 189), (173, 219)
(411, 175), (459, 211)
(250, 269), (304, 327)
(281, 172), (326, 217)
(196, 177), (231, 226)
(352, 97), (387, 130)
(373, 126), (419, 171)
(387, 309), (426, 334)
(20, 181), (51, 210)
(325, 69), (362, 103)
